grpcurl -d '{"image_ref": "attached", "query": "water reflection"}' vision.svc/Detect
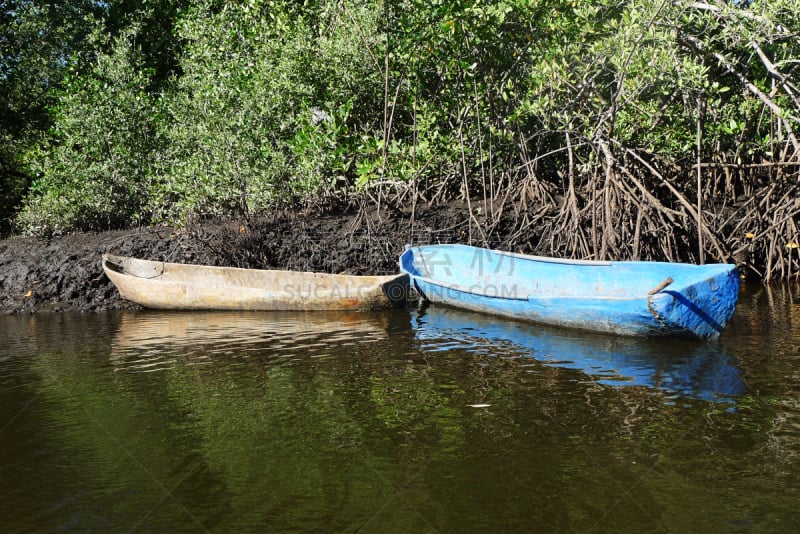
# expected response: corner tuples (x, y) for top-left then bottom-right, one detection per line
(109, 307), (748, 402)
(3, 286), (800, 532)
(110, 310), (393, 372)
(412, 306), (745, 402)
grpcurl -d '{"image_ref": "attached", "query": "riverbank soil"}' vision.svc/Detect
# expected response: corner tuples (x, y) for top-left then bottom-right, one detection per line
(0, 202), (518, 314)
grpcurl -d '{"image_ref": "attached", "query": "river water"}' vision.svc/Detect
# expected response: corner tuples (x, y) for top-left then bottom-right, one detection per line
(1, 284), (798, 532)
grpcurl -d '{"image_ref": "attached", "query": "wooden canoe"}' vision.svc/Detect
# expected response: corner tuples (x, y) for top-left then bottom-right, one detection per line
(399, 244), (740, 339)
(103, 254), (409, 311)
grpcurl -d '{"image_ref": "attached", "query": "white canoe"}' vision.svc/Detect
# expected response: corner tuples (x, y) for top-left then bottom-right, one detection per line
(102, 254), (409, 311)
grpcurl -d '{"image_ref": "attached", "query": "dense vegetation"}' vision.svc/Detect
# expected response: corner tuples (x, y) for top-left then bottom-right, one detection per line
(1, 0), (798, 279)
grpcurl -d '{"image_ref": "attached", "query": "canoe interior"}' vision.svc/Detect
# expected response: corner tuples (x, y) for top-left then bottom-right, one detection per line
(104, 254), (402, 289)
(400, 244), (736, 299)
(102, 254), (410, 311)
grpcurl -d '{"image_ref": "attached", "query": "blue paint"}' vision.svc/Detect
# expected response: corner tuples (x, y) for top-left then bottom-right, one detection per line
(412, 306), (745, 402)
(399, 244), (740, 339)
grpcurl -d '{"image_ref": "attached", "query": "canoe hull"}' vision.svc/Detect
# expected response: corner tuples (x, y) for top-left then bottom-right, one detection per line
(103, 254), (409, 311)
(400, 245), (740, 339)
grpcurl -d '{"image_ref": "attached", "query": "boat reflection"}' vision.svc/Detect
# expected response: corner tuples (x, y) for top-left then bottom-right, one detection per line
(110, 310), (391, 372)
(412, 306), (745, 402)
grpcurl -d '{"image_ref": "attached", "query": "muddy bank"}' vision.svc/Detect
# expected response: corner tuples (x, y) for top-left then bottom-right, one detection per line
(1, 202), (514, 314)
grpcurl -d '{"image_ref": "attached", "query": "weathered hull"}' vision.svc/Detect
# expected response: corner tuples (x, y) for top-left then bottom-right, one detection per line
(399, 245), (740, 339)
(103, 254), (409, 311)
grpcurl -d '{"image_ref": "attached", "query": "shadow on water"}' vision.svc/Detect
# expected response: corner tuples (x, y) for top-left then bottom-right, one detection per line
(411, 305), (745, 403)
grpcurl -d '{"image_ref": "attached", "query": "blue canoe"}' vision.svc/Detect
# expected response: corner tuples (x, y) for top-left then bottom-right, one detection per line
(399, 244), (740, 339)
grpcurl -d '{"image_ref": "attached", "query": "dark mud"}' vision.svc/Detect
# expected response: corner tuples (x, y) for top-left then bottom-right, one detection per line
(0, 202), (519, 314)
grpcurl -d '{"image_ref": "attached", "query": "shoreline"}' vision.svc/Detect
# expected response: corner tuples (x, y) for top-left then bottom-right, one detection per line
(0, 203), (476, 314)
(0, 201), (775, 315)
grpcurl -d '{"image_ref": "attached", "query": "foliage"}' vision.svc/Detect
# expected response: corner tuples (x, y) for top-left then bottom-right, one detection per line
(0, 0), (101, 232)
(0, 0), (189, 234)
(150, 0), (381, 221)
(17, 26), (158, 234)
(3, 0), (800, 277)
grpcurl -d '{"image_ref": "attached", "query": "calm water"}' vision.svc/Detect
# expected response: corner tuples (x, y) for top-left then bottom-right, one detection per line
(1, 285), (799, 532)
